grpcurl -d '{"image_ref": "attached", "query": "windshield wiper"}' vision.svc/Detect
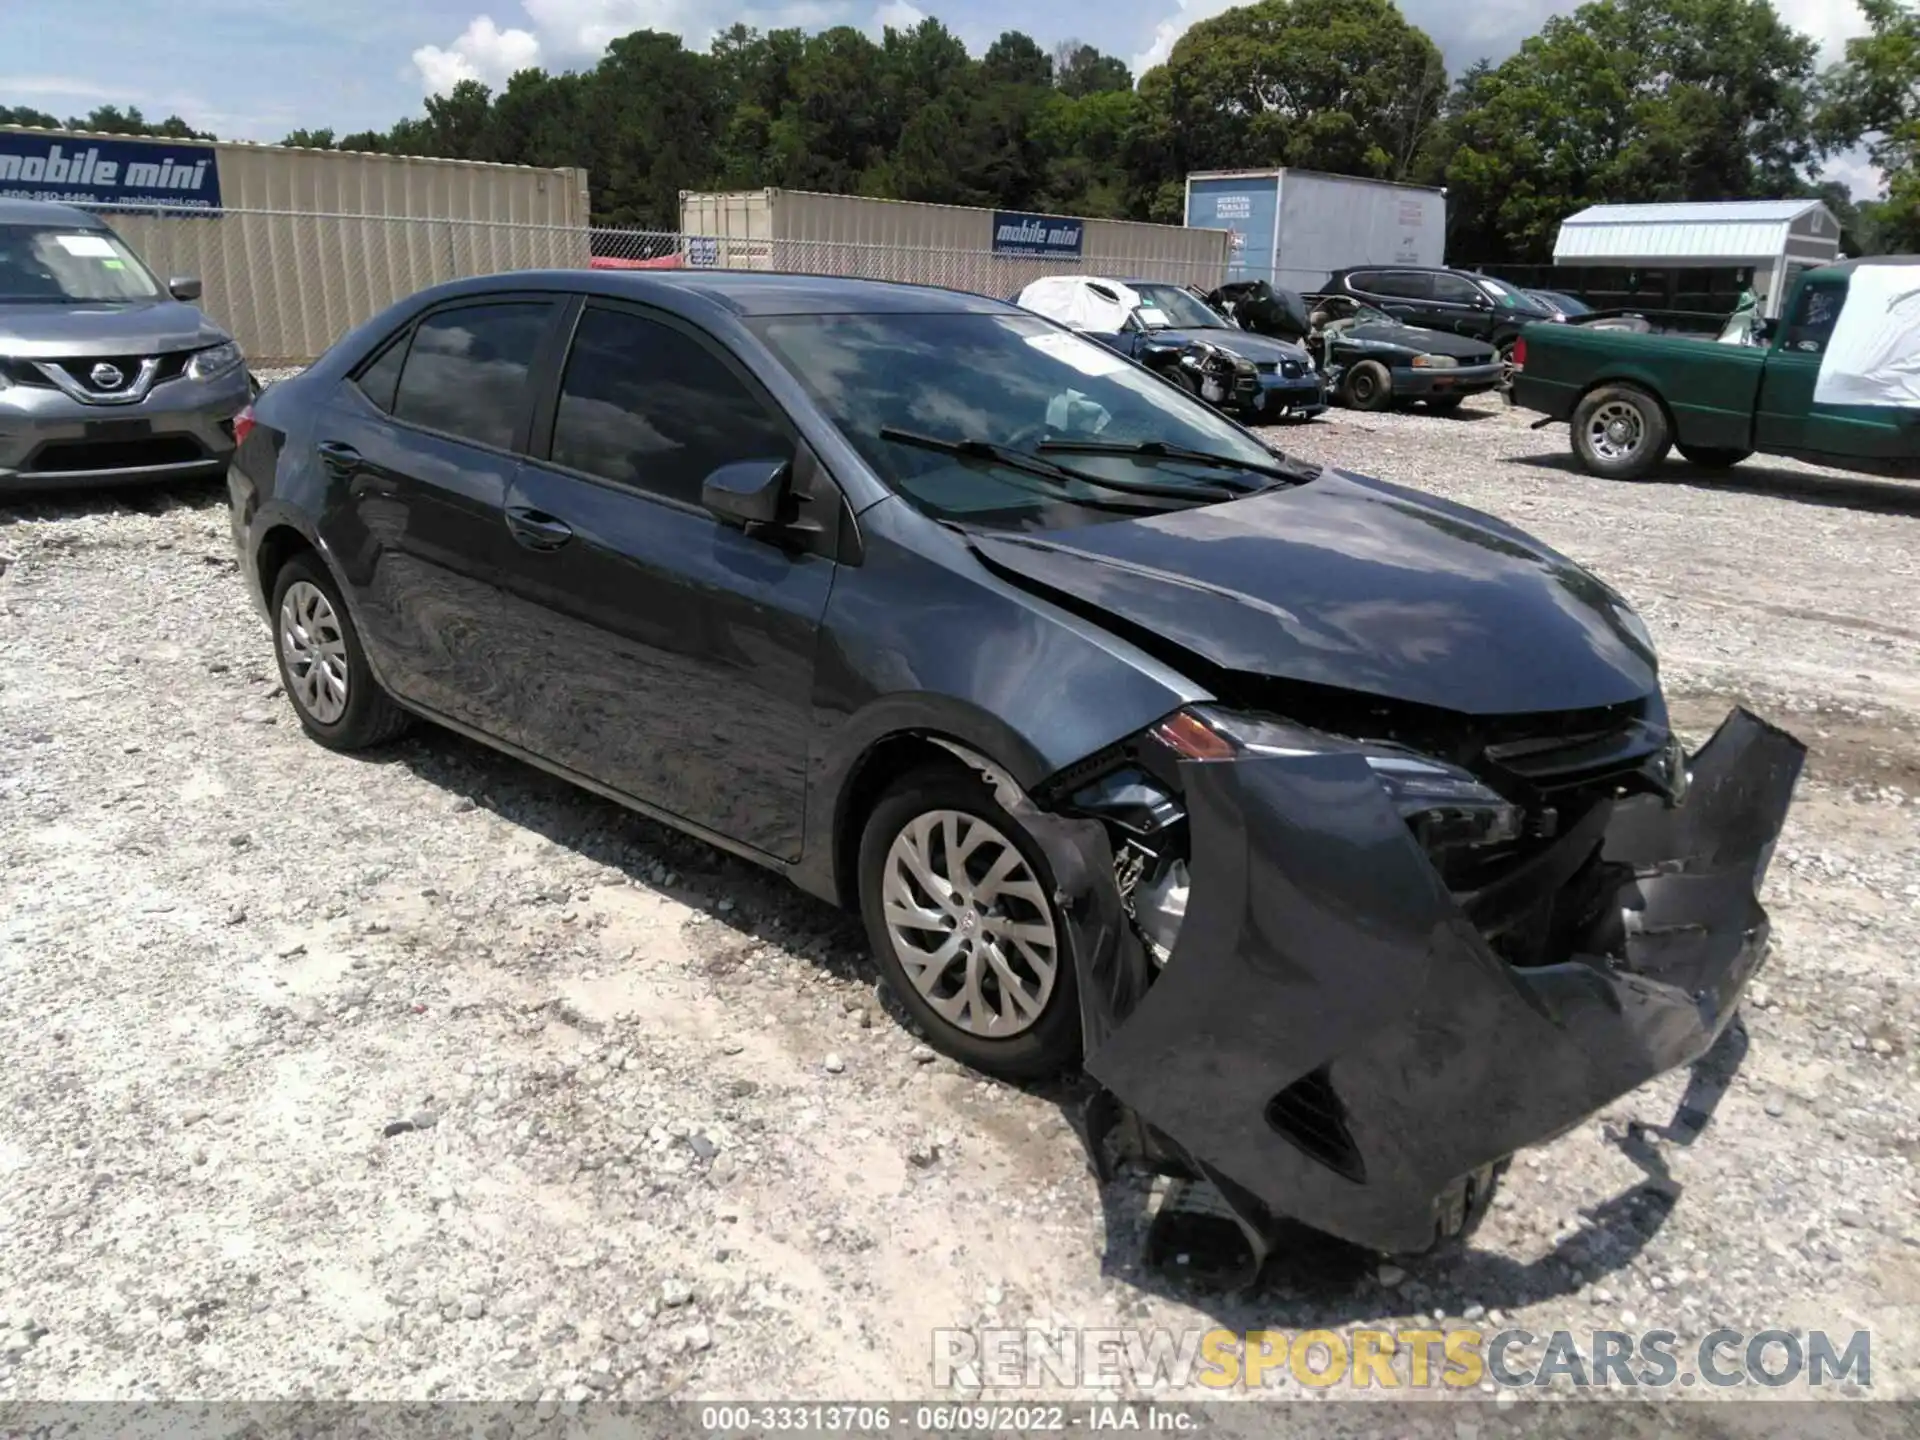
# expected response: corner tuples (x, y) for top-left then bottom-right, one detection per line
(878, 428), (1244, 505)
(1036, 438), (1315, 488)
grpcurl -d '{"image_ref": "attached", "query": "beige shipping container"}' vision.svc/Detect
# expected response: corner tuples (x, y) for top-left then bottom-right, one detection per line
(680, 188), (1230, 298)
(3, 126), (590, 363)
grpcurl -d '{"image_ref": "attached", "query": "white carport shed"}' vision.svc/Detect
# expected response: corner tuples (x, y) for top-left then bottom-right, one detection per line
(1553, 200), (1843, 318)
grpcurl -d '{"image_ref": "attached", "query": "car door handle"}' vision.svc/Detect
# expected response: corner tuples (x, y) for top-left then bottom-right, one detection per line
(316, 440), (361, 475)
(505, 505), (574, 551)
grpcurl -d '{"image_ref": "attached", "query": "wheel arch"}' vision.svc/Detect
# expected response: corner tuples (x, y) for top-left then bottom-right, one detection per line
(811, 701), (1064, 911)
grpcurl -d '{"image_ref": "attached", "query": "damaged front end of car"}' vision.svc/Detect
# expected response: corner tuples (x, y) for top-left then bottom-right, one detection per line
(1008, 695), (1804, 1282)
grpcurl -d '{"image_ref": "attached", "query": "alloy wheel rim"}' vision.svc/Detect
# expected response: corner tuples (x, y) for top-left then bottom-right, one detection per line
(881, 809), (1058, 1039)
(1588, 401), (1645, 462)
(278, 581), (350, 724)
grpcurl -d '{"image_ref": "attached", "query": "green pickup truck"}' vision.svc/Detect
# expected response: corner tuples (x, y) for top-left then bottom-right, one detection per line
(1512, 256), (1920, 481)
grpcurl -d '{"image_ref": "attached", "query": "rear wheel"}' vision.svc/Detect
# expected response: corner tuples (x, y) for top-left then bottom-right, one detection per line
(857, 765), (1080, 1081)
(1677, 444), (1753, 470)
(1571, 384), (1672, 480)
(1343, 360), (1393, 412)
(270, 553), (412, 751)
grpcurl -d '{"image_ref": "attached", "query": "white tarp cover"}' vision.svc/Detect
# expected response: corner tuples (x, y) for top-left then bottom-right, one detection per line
(1016, 275), (1168, 333)
(1814, 264), (1920, 408)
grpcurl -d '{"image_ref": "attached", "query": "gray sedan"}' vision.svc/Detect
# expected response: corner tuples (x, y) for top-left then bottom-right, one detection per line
(0, 199), (250, 491)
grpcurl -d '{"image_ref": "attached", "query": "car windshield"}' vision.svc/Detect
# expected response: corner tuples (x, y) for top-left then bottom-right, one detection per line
(750, 310), (1294, 530)
(1130, 284), (1225, 330)
(1477, 275), (1548, 313)
(1538, 290), (1591, 316)
(0, 224), (164, 303)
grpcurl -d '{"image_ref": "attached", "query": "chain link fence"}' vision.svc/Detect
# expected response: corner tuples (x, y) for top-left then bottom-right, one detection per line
(78, 204), (1232, 368)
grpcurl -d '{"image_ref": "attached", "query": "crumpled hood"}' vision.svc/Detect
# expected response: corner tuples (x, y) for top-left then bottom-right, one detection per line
(0, 299), (229, 359)
(968, 468), (1658, 715)
(1337, 323), (1496, 362)
(1146, 328), (1310, 366)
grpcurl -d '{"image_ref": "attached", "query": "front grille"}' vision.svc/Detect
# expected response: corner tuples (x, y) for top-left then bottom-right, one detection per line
(1254, 361), (1278, 375)
(27, 435), (209, 474)
(0, 358), (55, 387)
(1481, 715), (1666, 793)
(1266, 1067), (1365, 1182)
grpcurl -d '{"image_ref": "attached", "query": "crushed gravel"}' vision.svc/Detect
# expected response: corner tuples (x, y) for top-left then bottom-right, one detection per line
(1, 395), (1915, 1407)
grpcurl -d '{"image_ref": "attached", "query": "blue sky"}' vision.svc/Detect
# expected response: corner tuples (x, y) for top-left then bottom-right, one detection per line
(0, 0), (1880, 191)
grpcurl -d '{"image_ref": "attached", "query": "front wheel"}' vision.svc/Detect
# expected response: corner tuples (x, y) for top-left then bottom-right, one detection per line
(858, 766), (1080, 1081)
(1677, 444), (1753, 470)
(1571, 385), (1672, 480)
(1343, 360), (1393, 412)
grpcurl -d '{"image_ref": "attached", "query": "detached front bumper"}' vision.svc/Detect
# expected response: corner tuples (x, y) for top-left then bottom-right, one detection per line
(1392, 361), (1505, 398)
(1071, 708), (1803, 1255)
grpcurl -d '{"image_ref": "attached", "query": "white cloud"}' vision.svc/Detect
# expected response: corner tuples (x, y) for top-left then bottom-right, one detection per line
(0, 75), (120, 101)
(870, 0), (925, 36)
(412, 15), (543, 94)
(1131, 0), (1238, 76)
(1821, 146), (1885, 202)
(1774, 0), (1872, 61)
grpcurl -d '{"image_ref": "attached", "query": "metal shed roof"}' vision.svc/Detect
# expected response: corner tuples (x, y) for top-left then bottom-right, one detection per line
(1554, 199), (1842, 266)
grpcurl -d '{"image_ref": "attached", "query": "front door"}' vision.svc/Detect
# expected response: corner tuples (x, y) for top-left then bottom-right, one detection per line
(489, 301), (837, 860)
(1427, 271), (1490, 337)
(315, 296), (560, 738)
(1756, 278), (1846, 456)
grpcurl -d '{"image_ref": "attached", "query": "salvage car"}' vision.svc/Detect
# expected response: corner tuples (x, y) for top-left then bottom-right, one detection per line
(1514, 257), (1920, 480)
(1015, 275), (1326, 422)
(1322, 265), (1557, 379)
(0, 198), (251, 491)
(229, 270), (1804, 1261)
(1300, 294), (1505, 412)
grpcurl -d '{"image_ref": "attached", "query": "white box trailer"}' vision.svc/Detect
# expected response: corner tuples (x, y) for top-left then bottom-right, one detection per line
(1184, 169), (1447, 295)
(680, 188), (1230, 297)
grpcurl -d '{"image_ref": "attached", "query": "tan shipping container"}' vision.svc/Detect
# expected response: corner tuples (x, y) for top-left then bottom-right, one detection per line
(3, 127), (590, 363)
(680, 188), (1230, 297)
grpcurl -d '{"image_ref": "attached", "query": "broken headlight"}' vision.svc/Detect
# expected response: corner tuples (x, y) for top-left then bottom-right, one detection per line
(1152, 706), (1523, 853)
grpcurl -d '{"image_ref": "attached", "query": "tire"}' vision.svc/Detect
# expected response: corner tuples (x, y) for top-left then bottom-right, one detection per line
(1424, 395), (1465, 414)
(1496, 337), (1520, 390)
(1571, 384), (1672, 480)
(1343, 360), (1393, 412)
(1677, 444), (1753, 470)
(269, 552), (412, 751)
(857, 764), (1081, 1081)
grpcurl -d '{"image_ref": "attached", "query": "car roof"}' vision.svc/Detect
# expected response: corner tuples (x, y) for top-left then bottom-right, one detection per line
(417, 268), (1019, 318)
(0, 198), (112, 229)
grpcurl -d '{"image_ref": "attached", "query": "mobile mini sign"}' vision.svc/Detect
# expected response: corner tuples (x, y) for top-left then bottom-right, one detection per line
(992, 211), (1085, 259)
(0, 132), (224, 213)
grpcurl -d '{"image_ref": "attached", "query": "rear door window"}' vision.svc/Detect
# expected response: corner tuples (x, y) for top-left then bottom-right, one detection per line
(546, 305), (793, 506)
(1369, 271), (1434, 300)
(351, 331), (410, 414)
(1781, 282), (1846, 354)
(392, 301), (557, 452)
(1431, 273), (1482, 305)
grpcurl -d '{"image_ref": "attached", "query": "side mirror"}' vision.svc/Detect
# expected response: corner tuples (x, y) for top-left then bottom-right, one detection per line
(702, 458), (791, 528)
(169, 276), (203, 302)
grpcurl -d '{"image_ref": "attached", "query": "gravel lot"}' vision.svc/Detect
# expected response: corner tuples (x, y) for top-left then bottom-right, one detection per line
(2, 395), (1916, 1411)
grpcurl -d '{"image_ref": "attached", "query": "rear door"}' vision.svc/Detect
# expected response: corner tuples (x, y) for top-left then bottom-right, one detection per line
(1755, 278), (1846, 456)
(1366, 270), (1436, 326)
(489, 300), (838, 859)
(315, 295), (561, 737)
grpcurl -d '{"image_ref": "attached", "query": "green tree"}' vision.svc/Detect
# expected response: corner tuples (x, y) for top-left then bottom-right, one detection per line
(0, 105), (63, 129)
(1129, 0), (1447, 219)
(1430, 0), (1824, 261)
(280, 128), (337, 149)
(981, 31), (1052, 88)
(1818, 0), (1920, 250)
(1053, 41), (1132, 98)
